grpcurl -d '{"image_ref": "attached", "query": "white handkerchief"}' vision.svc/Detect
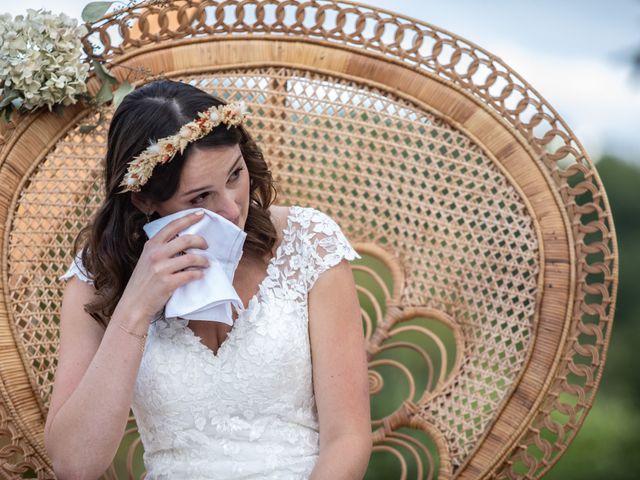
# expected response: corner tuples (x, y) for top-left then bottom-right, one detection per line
(143, 207), (247, 326)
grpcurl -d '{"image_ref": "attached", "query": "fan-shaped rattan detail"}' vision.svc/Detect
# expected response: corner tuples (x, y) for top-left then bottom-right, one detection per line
(0, 1), (617, 479)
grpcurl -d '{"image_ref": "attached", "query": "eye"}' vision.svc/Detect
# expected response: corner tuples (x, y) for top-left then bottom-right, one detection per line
(229, 167), (244, 181)
(190, 192), (209, 205)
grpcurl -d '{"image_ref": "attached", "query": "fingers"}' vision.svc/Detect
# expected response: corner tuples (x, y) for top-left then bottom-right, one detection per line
(153, 210), (206, 244)
(166, 233), (208, 258)
(165, 252), (210, 273)
(172, 268), (205, 286)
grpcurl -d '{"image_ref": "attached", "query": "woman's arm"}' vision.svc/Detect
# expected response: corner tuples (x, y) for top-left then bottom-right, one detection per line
(45, 211), (208, 478)
(308, 259), (372, 479)
(44, 277), (151, 479)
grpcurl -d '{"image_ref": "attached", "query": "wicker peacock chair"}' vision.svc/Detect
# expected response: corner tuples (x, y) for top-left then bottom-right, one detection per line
(0, 1), (617, 478)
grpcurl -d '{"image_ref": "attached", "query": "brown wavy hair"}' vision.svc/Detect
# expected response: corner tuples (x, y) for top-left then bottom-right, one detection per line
(72, 79), (278, 328)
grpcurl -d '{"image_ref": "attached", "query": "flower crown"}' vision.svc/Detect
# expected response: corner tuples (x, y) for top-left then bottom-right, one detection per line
(118, 101), (248, 193)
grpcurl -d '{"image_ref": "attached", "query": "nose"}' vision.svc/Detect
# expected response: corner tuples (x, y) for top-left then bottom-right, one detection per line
(215, 195), (241, 225)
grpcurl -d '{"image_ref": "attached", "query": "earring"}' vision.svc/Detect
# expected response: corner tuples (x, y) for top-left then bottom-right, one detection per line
(145, 211), (152, 223)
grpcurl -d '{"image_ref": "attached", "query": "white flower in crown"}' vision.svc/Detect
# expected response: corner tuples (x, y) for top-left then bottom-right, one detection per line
(178, 125), (195, 139)
(118, 101), (248, 193)
(147, 141), (162, 154)
(125, 175), (137, 188)
(208, 109), (221, 124)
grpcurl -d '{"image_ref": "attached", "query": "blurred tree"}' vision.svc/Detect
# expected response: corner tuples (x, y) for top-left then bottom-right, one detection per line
(545, 393), (640, 480)
(592, 155), (640, 404)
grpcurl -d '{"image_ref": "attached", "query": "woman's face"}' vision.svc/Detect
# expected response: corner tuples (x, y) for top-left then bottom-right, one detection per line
(150, 143), (250, 229)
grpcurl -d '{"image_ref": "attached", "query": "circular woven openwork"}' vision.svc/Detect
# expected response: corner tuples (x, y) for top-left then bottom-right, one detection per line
(0, 1), (617, 479)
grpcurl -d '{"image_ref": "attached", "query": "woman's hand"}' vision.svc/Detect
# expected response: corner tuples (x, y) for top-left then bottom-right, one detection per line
(119, 210), (209, 321)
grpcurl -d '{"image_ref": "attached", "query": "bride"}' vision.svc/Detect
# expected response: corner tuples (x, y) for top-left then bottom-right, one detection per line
(44, 79), (372, 479)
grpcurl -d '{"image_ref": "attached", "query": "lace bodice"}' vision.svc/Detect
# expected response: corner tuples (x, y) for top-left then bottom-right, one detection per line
(60, 205), (361, 479)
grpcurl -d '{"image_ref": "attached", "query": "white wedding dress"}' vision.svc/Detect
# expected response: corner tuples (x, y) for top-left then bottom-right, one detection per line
(60, 206), (361, 479)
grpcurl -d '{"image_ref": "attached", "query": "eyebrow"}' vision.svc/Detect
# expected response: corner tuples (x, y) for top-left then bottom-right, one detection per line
(181, 154), (243, 197)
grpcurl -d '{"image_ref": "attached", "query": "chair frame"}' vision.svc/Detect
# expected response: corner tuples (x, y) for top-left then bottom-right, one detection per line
(0, 1), (617, 478)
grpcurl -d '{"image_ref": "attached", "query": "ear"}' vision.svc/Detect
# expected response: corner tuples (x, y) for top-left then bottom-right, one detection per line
(130, 192), (156, 215)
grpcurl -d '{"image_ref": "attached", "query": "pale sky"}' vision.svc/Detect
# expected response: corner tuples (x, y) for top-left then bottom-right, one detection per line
(2, 0), (640, 164)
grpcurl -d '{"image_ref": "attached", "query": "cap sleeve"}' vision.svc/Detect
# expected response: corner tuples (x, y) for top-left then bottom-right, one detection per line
(59, 250), (95, 286)
(302, 207), (361, 290)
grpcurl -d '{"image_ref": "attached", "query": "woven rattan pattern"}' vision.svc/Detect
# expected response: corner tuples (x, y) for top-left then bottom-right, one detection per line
(6, 125), (106, 409)
(193, 70), (540, 465)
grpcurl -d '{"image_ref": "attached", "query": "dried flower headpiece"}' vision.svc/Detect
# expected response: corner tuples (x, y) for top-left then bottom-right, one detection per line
(118, 101), (248, 193)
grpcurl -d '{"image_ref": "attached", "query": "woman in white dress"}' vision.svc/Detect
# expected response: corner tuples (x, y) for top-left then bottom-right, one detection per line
(44, 79), (372, 479)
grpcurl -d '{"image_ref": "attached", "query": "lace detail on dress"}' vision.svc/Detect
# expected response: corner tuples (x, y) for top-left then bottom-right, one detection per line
(60, 206), (360, 479)
(299, 207), (362, 289)
(258, 206), (361, 305)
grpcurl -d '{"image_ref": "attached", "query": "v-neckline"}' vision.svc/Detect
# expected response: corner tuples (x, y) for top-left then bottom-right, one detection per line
(181, 206), (295, 361)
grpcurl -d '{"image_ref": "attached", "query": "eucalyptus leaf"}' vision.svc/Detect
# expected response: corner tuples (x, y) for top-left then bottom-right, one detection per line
(0, 106), (13, 123)
(96, 82), (114, 104)
(11, 97), (24, 109)
(81, 1), (114, 23)
(0, 91), (19, 109)
(112, 81), (134, 109)
(92, 60), (118, 85)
